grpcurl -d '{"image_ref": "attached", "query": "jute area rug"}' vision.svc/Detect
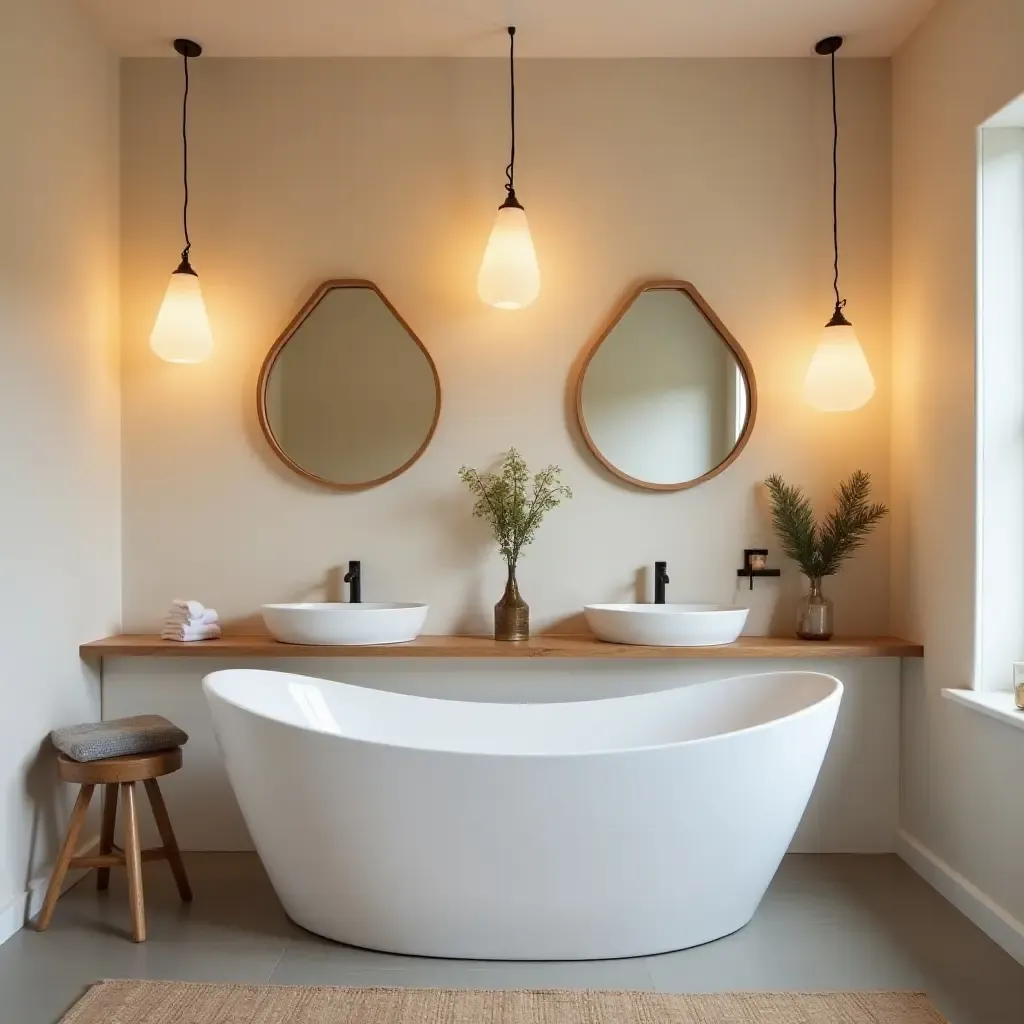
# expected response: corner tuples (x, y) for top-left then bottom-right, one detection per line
(60, 981), (948, 1023)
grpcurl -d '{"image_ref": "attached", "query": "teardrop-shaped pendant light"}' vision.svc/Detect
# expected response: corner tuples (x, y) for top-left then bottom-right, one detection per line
(150, 38), (214, 364)
(802, 36), (874, 411)
(477, 26), (540, 310)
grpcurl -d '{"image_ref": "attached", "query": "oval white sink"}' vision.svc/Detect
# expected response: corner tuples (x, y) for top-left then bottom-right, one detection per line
(584, 603), (749, 647)
(262, 602), (429, 646)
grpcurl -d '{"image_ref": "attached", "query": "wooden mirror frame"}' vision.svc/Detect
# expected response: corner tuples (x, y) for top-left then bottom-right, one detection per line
(574, 280), (757, 492)
(257, 279), (442, 491)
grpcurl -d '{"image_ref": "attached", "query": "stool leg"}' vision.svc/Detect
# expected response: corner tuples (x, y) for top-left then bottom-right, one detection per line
(97, 784), (118, 891)
(36, 784), (94, 931)
(121, 782), (146, 942)
(144, 778), (192, 902)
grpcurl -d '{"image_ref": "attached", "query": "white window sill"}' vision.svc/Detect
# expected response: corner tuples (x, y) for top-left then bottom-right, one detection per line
(943, 688), (1024, 733)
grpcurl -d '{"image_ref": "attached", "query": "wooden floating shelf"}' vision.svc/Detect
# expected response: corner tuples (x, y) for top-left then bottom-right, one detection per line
(81, 634), (923, 660)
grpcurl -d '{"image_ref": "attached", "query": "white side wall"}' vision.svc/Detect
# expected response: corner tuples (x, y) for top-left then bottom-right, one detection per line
(0, 0), (121, 942)
(892, 0), (1024, 959)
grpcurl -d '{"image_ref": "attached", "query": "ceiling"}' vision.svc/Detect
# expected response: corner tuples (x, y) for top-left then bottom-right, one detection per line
(78, 0), (935, 58)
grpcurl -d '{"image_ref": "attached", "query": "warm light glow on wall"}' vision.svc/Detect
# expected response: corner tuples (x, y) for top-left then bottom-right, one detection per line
(802, 322), (875, 411)
(477, 203), (541, 309)
(150, 267), (214, 364)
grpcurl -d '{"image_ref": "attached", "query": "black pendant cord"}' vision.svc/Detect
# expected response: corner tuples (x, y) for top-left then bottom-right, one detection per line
(829, 49), (843, 314)
(815, 35), (848, 328)
(503, 26), (517, 205)
(171, 39), (202, 274)
(503, 28), (516, 202)
(180, 50), (192, 267)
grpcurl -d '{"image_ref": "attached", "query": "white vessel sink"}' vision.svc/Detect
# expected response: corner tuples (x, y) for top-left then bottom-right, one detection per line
(262, 602), (429, 646)
(584, 603), (749, 647)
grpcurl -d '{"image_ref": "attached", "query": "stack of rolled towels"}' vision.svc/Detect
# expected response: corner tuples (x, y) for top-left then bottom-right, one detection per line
(162, 599), (221, 642)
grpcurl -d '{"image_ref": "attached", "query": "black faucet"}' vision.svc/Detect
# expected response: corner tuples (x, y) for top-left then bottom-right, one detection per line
(343, 560), (361, 603)
(654, 561), (670, 604)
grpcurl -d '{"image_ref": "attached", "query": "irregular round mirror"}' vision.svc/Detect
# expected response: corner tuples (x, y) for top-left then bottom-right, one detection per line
(575, 280), (756, 491)
(258, 280), (441, 489)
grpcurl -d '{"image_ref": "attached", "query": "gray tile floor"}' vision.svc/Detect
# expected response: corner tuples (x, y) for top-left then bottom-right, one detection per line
(1, 854), (1022, 1023)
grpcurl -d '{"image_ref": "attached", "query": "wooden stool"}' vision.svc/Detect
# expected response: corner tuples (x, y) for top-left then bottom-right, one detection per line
(36, 747), (192, 942)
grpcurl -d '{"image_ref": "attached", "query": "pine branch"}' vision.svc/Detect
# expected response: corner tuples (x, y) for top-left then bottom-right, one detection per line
(764, 474), (820, 576)
(765, 470), (887, 579)
(817, 471), (888, 576)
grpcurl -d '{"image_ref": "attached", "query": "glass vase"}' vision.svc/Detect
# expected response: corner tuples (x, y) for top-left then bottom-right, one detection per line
(797, 576), (834, 641)
(494, 565), (529, 641)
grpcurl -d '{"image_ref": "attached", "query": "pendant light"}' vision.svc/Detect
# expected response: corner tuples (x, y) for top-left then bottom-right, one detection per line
(477, 26), (541, 310)
(150, 38), (214, 364)
(802, 36), (875, 412)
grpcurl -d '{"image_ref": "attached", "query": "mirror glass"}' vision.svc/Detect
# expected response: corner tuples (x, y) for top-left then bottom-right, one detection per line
(577, 282), (754, 490)
(259, 282), (440, 489)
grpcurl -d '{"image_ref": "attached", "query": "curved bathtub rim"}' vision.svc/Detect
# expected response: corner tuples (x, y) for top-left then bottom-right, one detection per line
(202, 668), (843, 760)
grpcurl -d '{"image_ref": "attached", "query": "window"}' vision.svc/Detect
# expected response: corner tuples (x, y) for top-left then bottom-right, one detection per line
(975, 99), (1024, 693)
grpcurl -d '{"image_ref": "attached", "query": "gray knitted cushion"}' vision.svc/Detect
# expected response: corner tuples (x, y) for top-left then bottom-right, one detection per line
(50, 715), (188, 762)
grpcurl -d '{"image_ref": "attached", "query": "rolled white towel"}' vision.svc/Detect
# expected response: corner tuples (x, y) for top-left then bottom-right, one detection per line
(161, 624), (222, 642)
(165, 607), (218, 626)
(162, 625), (221, 642)
(170, 599), (206, 620)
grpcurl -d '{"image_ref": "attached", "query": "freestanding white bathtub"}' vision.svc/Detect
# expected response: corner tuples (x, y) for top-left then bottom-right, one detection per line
(203, 668), (842, 960)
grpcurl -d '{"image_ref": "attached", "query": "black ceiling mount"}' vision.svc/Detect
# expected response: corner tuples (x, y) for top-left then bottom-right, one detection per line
(173, 38), (202, 59)
(814, 36), (843, 56)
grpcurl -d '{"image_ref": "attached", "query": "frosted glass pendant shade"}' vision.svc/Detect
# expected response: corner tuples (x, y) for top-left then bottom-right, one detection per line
(150, 267), (213, 363)
(802, 322), (875, 411)
(477, 203), (540, 310)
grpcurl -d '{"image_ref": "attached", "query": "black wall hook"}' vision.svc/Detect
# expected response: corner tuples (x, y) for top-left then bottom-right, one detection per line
(737, 549), (781, 591)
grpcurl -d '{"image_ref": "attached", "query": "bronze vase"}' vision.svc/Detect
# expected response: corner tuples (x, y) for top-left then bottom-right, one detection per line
(494, 565), (529, 641)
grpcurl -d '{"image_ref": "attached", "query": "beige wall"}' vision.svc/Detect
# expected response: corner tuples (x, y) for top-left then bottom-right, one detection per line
(892, 0), (1024, 934)
(120, 56), (892, 636)
(0, 0), (120, 935)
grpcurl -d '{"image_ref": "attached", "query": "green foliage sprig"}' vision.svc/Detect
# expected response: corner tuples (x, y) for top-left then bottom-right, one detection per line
(764, 470), (888, 579)
(459, 449), (572, 571)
